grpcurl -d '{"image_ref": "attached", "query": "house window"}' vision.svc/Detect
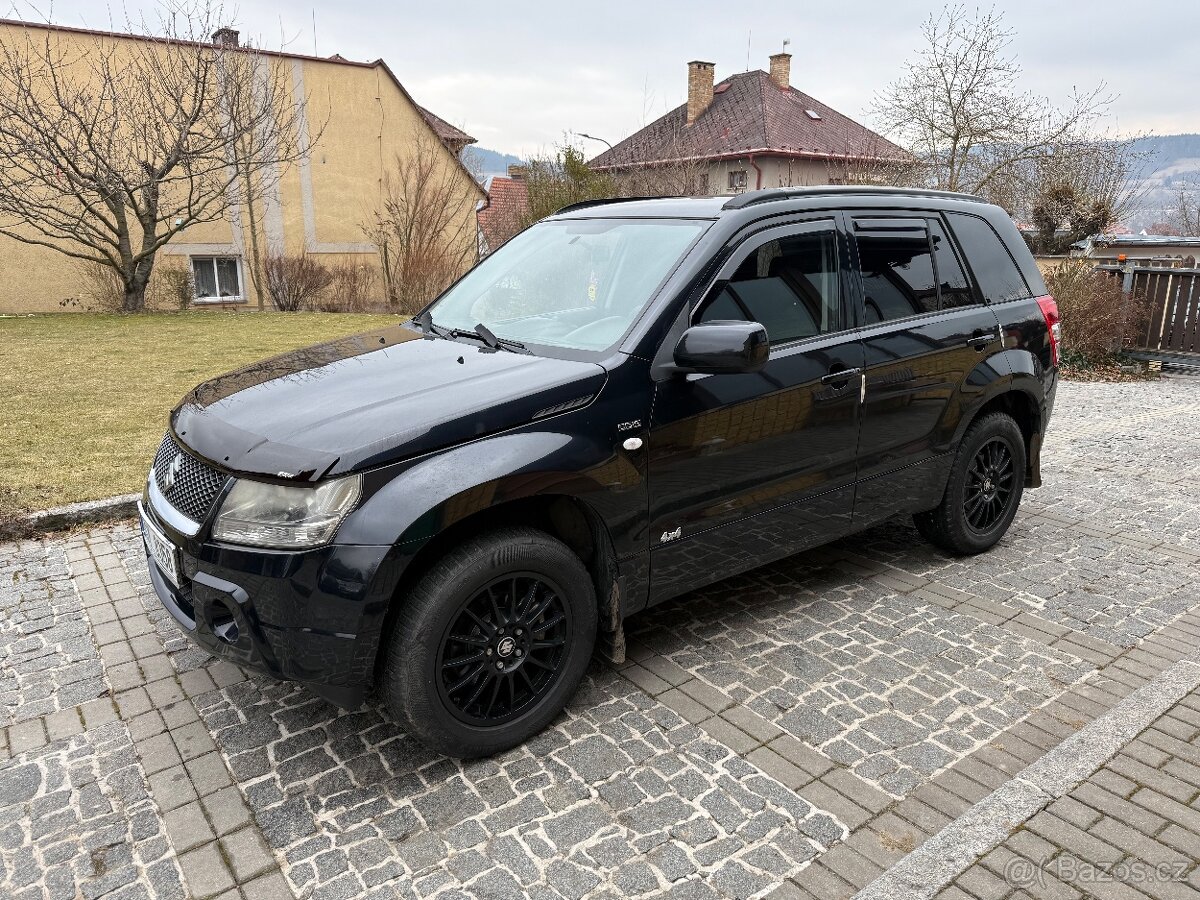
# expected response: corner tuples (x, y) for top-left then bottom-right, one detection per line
(728, 170), (748, 191)
(191, 257), (243, 302)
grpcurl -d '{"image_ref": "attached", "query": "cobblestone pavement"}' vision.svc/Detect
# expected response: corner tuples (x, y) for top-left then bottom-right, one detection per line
(939, 684), (1200, 900)
(2, 377), (1200, 899)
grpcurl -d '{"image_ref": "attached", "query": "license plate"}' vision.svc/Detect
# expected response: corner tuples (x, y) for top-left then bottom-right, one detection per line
(141, 508), (181, 588)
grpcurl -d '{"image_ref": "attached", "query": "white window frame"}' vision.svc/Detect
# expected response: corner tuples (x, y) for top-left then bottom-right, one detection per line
(190, 256), (245, 304)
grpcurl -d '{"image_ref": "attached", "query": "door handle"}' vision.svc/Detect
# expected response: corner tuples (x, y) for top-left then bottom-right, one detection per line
(966, 331), (999, 349)
(820, 367), (863, 384)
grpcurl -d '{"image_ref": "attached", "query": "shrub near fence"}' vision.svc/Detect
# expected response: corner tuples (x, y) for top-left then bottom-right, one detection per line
(1046, 258), (1148, 362)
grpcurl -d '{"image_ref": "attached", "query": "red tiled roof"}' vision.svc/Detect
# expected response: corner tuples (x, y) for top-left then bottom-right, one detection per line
(589, 70), (908, 170)
(477, 176), (529, 251)
(418, 106), (476, 149)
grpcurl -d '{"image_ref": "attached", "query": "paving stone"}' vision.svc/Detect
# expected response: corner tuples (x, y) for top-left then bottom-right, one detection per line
(678, 679), (735, 713)
(178, 842), (235, 898)
(163, 801), (215, 852)
(658, 688), (713, 724)
(621, 664), (671, 696)
(220, 826), (277, 882)
(7, 724), (49, 758)
(700, 716), (759, 755)
(203, 785), (255, 835)
(147, 765), (199, 812)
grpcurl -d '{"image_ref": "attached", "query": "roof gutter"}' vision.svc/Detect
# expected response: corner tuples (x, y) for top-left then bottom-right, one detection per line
(591, 147), (912, 173)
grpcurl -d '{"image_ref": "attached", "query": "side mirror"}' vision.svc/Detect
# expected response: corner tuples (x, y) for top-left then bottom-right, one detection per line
(673, 321), (769, 375)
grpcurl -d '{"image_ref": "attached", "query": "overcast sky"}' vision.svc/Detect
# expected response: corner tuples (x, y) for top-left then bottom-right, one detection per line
(12, 0), (1199, 156)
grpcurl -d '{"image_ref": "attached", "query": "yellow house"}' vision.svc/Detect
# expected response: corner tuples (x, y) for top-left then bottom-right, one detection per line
(0, 19), (485, 313)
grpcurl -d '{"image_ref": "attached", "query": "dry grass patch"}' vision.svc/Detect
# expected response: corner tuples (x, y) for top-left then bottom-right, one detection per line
(0, 311), (397, 513)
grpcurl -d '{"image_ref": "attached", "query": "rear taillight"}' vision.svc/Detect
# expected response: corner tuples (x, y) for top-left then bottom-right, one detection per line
(1036, 295), (1061, 367)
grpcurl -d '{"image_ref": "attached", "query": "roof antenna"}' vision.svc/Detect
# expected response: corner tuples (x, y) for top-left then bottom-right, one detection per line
(312, 9), (317, 56)
(745, 29), (752, 72)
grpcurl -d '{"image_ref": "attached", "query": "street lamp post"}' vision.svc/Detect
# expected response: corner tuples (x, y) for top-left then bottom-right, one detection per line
(577, 133), (614, 152)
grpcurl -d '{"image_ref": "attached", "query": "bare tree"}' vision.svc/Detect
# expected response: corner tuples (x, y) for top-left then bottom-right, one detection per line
(0, 5), (309, 310)
(367, 128), (480, 313)
(1170, 181), (1200, 236)
(872, 5), (1115, 205)
(821, 135), (921, 187)
(604, 124), (713, 198)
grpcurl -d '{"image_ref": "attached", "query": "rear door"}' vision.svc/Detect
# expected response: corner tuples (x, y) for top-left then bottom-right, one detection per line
(850, 212), (1006, 528)
(646, 217), (865, 603)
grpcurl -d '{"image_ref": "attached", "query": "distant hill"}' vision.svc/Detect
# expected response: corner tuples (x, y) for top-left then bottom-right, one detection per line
(468, 146), (525, 178)
(1126, 134), (1200, 231)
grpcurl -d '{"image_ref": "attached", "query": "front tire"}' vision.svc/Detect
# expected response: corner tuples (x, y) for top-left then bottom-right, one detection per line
(381, 527), (597, 758)
(914, 412), (1026, 555)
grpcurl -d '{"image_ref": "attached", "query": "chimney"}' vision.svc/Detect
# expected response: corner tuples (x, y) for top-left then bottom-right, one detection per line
(769, 52), (791, 91)
(686, 60), (715, 126)
(212, 27), (240, 47)
(507, 164), (527, 181)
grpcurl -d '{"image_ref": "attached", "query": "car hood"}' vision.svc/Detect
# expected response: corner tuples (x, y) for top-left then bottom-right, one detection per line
(172, 323), (608, 480)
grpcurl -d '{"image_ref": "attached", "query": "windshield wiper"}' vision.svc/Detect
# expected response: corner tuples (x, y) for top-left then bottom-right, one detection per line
(412, 309), (451, 337)
(447, 323), (528, 353)
(473, 323), (528, 353)
(414, 312), (528, 353)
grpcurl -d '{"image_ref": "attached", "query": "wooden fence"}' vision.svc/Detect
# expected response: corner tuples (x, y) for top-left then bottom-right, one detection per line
(1099, 264), (1200, 354)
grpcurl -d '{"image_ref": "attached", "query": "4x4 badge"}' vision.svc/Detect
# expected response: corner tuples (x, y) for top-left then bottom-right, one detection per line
(660, 526), (682, 543)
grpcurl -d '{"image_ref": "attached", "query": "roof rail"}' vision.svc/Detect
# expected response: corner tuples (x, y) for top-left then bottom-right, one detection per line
(553, 196), (677, 215)
(721, 186), (986, 210)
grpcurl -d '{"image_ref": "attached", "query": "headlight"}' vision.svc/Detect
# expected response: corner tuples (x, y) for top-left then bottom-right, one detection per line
(212, 475), (361, 549)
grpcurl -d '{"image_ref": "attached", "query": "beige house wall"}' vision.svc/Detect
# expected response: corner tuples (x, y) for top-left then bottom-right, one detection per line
(703, 156), (842, 196)
(0, 21), (482, 313)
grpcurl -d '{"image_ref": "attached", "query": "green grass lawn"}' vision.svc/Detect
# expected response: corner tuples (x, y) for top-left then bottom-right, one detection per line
(0, 311), (398, 514)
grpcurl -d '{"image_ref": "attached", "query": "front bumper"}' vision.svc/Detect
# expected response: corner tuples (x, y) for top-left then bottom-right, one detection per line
(139, 501), (395, 708)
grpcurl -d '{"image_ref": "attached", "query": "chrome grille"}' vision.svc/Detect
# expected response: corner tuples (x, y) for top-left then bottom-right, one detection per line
(152, 433), (228, 523)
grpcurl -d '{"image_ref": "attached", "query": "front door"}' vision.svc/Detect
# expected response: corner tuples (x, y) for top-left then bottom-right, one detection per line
(849, 212), (1006, 526)
(646, 218), (864, 603)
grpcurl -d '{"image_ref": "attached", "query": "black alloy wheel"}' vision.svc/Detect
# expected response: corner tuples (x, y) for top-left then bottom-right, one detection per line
(381, 527), (597, 758)
(912, 411), (1026, 556)
(963, 437), (1016, 532)
(437, 574), (571, 725)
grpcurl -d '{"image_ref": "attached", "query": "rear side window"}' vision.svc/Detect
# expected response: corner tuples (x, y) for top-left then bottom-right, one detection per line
(856, 230), (938, 323)
(946, 212), (1030, 303)
(697, 228), (841, 344)
(929, 219), (975, 309)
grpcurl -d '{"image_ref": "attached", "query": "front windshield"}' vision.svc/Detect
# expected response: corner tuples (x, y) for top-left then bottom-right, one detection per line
(428, 218), (708, 352)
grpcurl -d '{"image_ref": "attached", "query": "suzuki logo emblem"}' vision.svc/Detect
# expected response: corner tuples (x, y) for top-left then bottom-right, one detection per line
(660, 526), (682, 543)
(162, 454), (184, 492)
(496, 637), (517, 658)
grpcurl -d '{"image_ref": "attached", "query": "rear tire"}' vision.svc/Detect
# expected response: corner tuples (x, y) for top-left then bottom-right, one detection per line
(914, 412), (1026, 556)
(381, 527), (596, 758)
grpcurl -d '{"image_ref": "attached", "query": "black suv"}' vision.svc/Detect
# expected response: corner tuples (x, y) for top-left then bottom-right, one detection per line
(140, 187), (1059, 757)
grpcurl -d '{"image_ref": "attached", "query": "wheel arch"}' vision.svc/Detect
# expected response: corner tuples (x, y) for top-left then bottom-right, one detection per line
(957, 383), (1043, 486)
(371, 493), (621, 685)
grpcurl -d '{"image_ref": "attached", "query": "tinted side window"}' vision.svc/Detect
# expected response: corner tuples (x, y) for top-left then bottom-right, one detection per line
(697, 229), (840, 344)
(946, 212), (1030, 302)
(856, 230), (937, 323)
(929, 219), (975, 309)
